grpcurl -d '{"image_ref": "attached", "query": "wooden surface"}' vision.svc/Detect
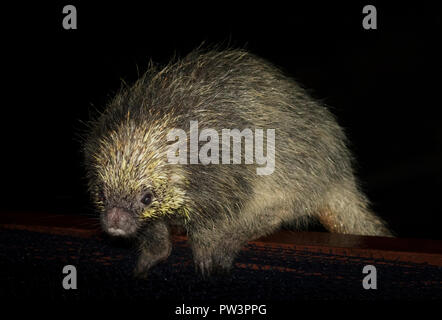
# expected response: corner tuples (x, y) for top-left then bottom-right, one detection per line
(1, 211), (441, 266)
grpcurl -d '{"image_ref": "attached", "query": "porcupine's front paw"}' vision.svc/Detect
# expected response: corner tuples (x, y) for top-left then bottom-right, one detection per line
(193, 248), (234, 278)
(133, 241), (172, 279)
(133, 220), (172, 279)
(194, 254), (214, 278)
(133, 255), (152, 279)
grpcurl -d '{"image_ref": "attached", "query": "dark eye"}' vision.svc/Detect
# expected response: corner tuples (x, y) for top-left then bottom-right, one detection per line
(141, 192), (153, 206)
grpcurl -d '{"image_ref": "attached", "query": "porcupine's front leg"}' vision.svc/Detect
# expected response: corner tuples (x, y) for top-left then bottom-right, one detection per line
(189, 220), (256, 278)
(134, 219), (172, 279)
(189, 205), (286, 277)
(189, 228), (244, 278)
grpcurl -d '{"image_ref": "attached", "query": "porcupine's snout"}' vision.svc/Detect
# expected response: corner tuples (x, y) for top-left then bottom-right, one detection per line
(102, 207), (138, 237)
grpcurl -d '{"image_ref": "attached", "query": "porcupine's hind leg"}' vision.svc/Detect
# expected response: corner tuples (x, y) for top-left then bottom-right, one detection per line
(188, 203), (288, 277)
(134, 219), (172, 279)
(316, 179), (393, 237)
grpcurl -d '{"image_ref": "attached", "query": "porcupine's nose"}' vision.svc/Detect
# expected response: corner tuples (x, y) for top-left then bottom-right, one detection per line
(105, 207), (134, 236)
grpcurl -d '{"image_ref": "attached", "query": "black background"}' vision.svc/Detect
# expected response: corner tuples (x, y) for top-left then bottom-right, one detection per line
(2, 2), (441, 239)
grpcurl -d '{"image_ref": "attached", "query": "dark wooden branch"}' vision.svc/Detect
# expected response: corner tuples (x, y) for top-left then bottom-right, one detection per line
(1, 211), (441, 266)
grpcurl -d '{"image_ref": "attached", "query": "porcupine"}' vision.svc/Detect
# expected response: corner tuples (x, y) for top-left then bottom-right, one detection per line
(84, 48), (393, 278)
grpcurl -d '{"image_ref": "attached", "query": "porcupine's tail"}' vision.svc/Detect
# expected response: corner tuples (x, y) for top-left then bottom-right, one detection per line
(317, 179), (393, 237)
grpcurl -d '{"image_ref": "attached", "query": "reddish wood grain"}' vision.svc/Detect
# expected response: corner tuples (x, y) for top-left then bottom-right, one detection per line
(1, 211), (441, 266)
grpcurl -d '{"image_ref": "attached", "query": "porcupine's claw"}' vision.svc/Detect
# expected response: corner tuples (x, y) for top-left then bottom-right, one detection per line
(195, 257), (213, 279)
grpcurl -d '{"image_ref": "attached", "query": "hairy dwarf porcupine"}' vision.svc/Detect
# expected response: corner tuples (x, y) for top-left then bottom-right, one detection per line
(84, 48), (392, 278)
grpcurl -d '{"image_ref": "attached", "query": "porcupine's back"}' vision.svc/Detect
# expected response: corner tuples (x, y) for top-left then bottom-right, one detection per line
(86, 48), (355, 225)
(154, 49), (354, 222)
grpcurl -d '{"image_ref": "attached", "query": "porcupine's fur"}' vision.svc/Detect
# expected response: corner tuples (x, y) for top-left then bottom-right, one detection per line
(84, 48), (393, 278)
